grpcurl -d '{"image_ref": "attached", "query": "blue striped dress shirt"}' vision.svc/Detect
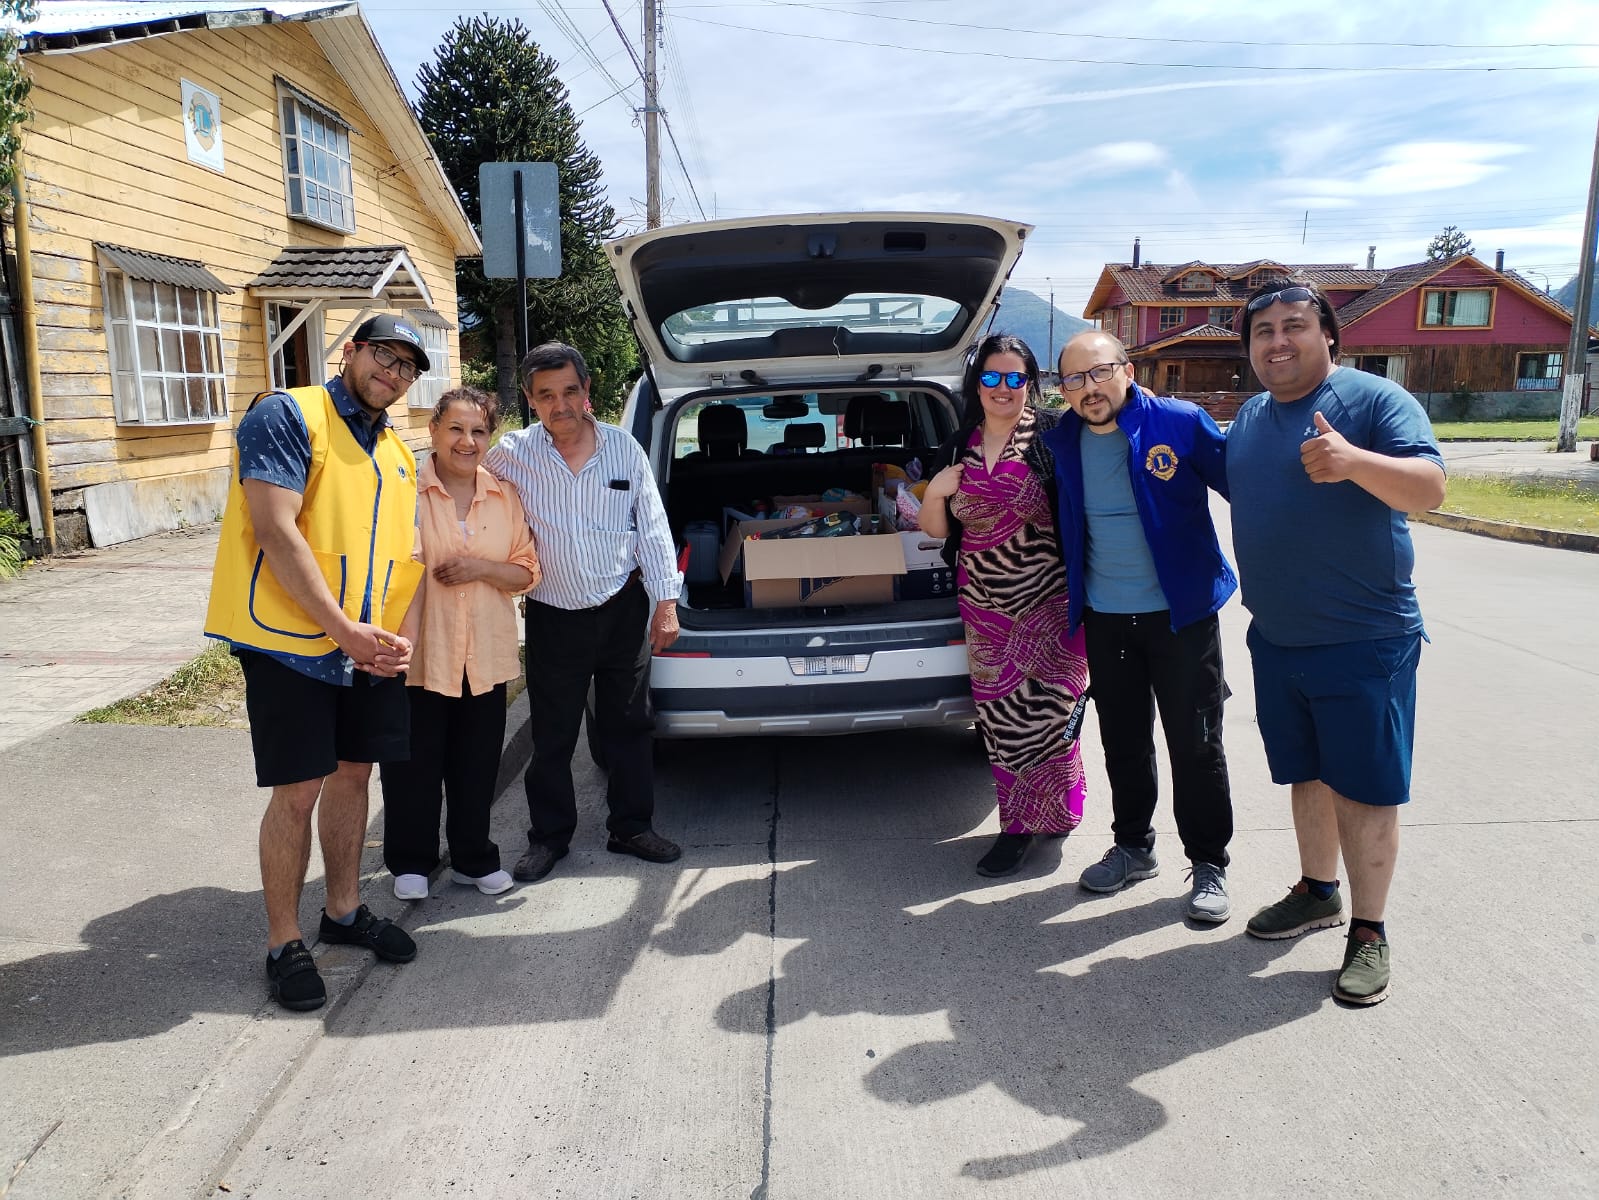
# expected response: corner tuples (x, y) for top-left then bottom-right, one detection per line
(485, 417), (683, 611)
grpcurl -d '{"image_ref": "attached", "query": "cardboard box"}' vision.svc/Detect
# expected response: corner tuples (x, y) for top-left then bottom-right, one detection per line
(718, 501), (905, 609)
(896, 532), (956, 600)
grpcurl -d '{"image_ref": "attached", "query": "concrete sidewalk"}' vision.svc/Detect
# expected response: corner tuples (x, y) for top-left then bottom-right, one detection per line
(1439, 438), (1599, 491)
(0, 524), (219, 751)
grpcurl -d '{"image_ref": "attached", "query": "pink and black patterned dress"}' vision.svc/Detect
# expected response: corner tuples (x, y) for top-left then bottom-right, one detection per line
(948, 407), (1088, 834)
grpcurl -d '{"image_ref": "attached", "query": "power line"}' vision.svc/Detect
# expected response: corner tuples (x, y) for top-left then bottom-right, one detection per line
(670, 13), (1596, 71)
(742, 1), (1599, 51)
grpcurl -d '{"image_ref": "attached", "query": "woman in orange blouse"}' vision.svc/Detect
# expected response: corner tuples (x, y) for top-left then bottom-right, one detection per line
(383, 387), (541, 900)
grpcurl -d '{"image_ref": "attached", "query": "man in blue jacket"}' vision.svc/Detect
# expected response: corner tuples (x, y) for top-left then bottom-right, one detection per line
(1043, 330), (1238, 923)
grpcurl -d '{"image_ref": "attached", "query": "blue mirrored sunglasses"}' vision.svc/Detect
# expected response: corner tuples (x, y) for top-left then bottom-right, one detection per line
(978, 370), (1029, 389)
(1244, 285), (1316, 315)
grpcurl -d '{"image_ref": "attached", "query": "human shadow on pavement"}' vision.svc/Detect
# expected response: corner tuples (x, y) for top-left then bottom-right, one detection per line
(0, 885), (272, 1056)
(654, 841), (1330, 1181)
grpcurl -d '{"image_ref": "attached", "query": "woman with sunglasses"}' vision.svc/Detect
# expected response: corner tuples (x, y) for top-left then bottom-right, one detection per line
(922, 333), (1088, 877)
(382, 386), (541, 902)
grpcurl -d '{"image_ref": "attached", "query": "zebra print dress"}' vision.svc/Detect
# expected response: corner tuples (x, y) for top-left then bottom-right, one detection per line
(948, 407), (1088, 834)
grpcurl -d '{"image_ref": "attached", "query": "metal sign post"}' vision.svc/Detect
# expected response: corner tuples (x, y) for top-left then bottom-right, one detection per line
(479, 162), (563, 423)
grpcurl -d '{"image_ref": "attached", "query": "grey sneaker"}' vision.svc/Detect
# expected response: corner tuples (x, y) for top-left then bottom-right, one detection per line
(1184, 862), (1231, 923)
(1333, 929), (1391, 1005)
(1079, 844), (1159, 893)
(1245, 880), (1345, 940)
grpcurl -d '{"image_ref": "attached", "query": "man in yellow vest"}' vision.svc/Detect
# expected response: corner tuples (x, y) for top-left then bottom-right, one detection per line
(206, 314), (429, 1012)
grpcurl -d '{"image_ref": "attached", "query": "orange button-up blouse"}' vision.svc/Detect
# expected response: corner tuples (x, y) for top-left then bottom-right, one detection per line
(409, 458), (540, 697)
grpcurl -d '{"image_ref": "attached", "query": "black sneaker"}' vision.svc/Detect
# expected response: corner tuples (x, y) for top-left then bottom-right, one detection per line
(606, 830), (682, 863)
(975, 833), (1035, 878)
(266, 939), (326, 1012)
(318, 904), (417, 963)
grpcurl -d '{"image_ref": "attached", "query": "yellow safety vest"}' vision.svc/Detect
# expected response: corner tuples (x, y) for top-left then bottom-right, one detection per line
(205, 385), (424, 659)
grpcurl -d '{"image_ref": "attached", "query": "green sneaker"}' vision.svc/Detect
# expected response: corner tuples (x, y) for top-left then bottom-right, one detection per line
(1245, 880), (1345, 940)
(1334, 930), (1391, 1005)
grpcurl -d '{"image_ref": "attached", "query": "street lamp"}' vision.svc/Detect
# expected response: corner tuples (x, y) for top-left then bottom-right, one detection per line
(1525, 268), (1552, 294)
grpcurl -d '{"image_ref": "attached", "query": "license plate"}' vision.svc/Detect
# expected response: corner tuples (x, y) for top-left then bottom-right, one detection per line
(788, 654), (870, 676)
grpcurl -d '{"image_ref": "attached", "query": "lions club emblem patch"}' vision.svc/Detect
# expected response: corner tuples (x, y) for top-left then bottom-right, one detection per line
(1145, 444), (1178, 481)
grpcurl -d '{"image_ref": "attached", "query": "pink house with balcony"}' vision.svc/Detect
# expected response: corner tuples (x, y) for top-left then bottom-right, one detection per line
(1083, 247), (1591, 420)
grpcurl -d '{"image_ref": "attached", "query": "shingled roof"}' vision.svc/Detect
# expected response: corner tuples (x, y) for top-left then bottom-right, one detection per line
(1091, 262), (1386, 311)
(1330, 258), (1455, 326)
(247, 244), (435, 307)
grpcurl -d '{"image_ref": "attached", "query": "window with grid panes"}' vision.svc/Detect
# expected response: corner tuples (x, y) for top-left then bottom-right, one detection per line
(1178, 272), (1214, 292)
(103, 270), (228, 426)
(1159, 306), (1185, 331)
(280, 87), (355, 233)
(406, 321), (451, 410)
(1209, 306), (1237, 330)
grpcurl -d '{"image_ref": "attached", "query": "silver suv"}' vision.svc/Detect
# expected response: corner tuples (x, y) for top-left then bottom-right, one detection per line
(607, 212), (1032, 736)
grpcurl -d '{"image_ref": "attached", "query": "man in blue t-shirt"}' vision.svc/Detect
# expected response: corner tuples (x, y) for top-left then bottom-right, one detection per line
(1227, 280), (1446, 1007)
(1044, 331), (1238, 926)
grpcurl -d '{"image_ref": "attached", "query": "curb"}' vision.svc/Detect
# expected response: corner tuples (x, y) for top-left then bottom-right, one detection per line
(1411, 509), (1599, 553)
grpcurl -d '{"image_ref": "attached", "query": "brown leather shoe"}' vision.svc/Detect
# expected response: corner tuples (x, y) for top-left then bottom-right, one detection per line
(606, 830), (682, 863)
(512, 843), (568, 882)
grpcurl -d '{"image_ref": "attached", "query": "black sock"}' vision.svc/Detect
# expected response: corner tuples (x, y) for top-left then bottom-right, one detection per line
(1350, 918), (1386, 940)
(1303, 875), (1338, 901)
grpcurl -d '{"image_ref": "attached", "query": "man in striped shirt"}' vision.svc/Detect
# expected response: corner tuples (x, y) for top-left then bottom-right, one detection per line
(485, 342), (685, 883)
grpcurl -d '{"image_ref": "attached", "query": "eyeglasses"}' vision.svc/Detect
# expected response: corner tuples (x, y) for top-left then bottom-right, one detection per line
(978, 370), (1029, 389)
(361, 341), (421, 382)
(1244, 285), (1316, 315)
(1059, 362), (1125, 393)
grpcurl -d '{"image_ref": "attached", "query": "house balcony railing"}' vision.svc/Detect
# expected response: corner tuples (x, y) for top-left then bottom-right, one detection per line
(1514, 377), (1559, 391)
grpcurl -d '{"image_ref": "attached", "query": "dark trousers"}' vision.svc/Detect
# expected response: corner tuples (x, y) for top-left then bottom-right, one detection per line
(1083, 609), (1233, 868)
(523, 576), (655, 851)
(381, 678), (506, 879)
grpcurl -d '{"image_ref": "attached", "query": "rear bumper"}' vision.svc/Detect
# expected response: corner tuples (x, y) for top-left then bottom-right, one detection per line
(650, 642), (974, 736)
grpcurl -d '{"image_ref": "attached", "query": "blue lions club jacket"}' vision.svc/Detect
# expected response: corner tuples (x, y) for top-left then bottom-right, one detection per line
(1041, 381), (1237, 634)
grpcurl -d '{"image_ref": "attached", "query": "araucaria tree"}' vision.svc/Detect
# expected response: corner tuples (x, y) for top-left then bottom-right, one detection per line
(1425, 225), (1474, 261)
(414, 17), (634, 417)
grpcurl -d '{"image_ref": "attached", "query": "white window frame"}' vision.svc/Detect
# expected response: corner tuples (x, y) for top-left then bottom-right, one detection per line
(278, 83), (356, 234)
(405, 320), (451, 410)
(101, 267), (228, 427)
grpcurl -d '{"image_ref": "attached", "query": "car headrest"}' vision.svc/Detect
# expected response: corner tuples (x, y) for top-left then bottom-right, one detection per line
(698, 404), (749, 456)
(781, 422), (827, 450)
(861, 398), (910, 445)
(844, 393), (881, 441)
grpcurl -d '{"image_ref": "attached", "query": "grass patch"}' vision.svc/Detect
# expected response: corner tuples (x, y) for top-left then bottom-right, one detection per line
(78, 641), (248, 727)
(1432, 476), (1599, 535)
(1429, 416), (1599, 441)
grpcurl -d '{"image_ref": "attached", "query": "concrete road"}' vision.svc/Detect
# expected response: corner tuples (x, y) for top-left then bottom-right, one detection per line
(2, 518), (1594, 1198)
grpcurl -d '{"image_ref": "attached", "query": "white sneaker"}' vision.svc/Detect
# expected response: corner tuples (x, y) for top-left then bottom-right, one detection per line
(451, 869), (514, 896)
(392, 873), (429, 901)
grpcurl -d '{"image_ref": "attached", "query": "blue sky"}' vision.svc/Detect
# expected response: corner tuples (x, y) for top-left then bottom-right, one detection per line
(360, 0), (1599, 315)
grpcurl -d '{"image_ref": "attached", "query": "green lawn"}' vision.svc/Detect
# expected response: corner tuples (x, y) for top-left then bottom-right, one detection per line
(1433, 476), (1599, 535)
(1429, 416), (1599, 441)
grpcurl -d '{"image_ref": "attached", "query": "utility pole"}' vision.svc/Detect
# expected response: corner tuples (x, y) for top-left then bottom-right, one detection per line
(643, 0), (660, 229)
(1558, 115), (1599, 452)
(1046, 278), (1056, 381)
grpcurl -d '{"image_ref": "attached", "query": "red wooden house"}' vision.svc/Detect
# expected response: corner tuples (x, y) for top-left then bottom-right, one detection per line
(1083, 249), (1590, 420)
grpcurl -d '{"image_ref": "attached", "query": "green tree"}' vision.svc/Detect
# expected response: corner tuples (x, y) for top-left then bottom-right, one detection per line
(414, 17), (635, 419)
(0, 2), (38, 206)
(1425, 225), (1474, 261)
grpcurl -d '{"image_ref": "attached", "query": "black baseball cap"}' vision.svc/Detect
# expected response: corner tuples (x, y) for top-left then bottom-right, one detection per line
(352, 314), (430, 372)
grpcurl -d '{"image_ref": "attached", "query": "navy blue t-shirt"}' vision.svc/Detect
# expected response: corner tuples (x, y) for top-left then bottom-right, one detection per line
(1226, 366), (1444, 647)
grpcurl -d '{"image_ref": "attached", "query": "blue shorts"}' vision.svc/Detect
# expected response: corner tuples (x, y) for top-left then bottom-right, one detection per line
(1245, 624), (1421, 806)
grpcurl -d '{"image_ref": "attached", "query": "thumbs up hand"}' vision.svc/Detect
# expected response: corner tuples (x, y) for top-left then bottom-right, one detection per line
(1299, 409), (1358, 484)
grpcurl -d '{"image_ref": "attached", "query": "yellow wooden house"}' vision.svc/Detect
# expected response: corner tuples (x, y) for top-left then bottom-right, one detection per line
(10, 1), (479, 550)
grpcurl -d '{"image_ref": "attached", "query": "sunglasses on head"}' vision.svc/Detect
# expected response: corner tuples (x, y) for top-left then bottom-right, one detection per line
(978, 370), (1029, 389)
(1244, 285), (1317, 315)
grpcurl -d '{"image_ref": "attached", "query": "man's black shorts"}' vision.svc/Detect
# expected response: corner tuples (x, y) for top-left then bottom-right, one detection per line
(237, 650), (410, 787)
